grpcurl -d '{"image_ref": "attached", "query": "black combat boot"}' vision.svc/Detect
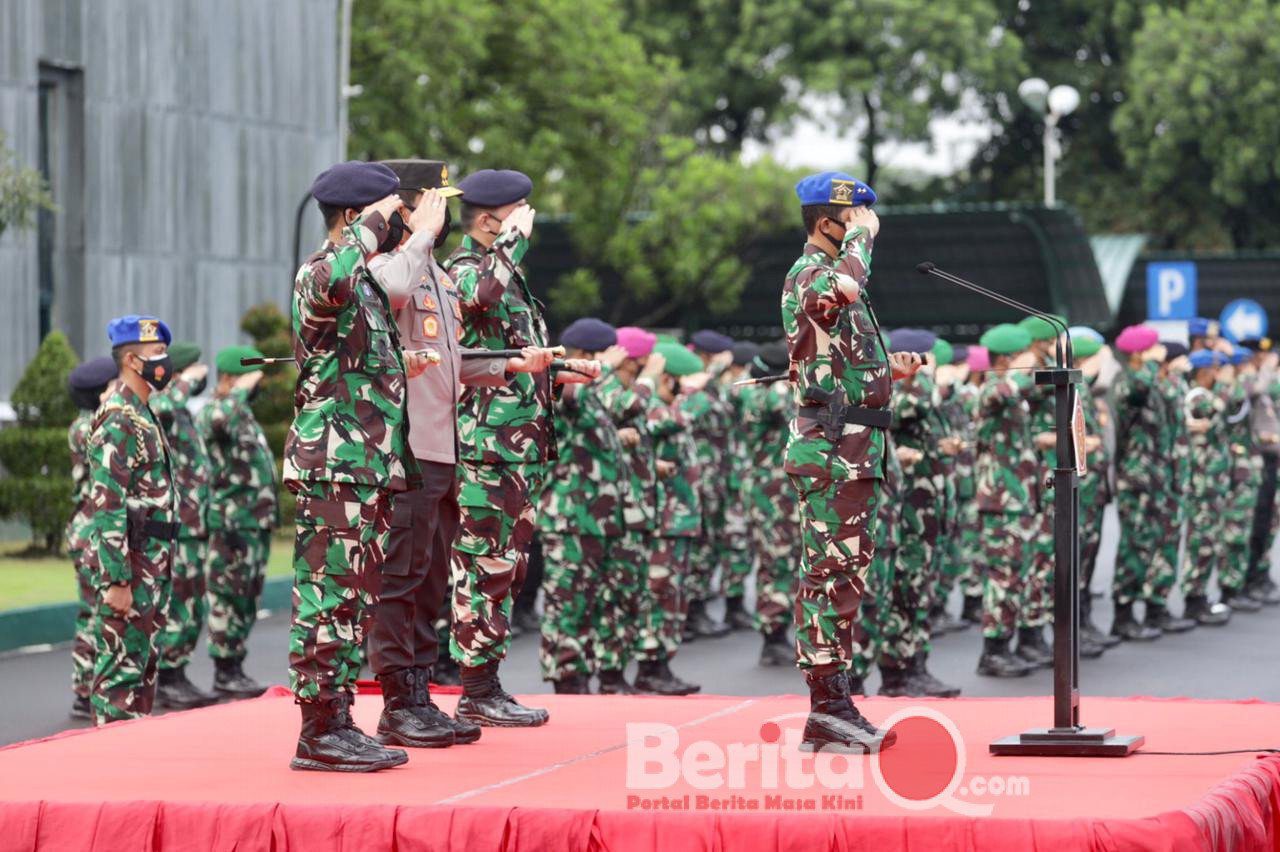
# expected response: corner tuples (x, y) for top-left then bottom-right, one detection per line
(212, 658), (267, 699)
(1145, 603), (1196, 634)
(908, 651), (962, 697)
(660, 659), (701, 694)
(156, 665), (219, 709)
(69, 695), (92, 721)
(723, 597), (755, 631)
(960, 594), (983, 626)
(1081, 595), (1120, 648)
(1111, 602), (1162, 641)
(432, 654), (462, 686)
(413, 667), (480, 744)
(845, 672), (865, 695)
(1222, 586), (1263, 612)
(634, 659), (701, 695)
(877, 664), (915, 697)
(1183, 595), (1231, 626)
(376, 669), (455, 748)
(457, 662), (549, 727)
(977, 636), (1034, 677)
(801, 670), (897, 754)
(1246, 577), (1280, 606)
(552, 673), (591, 694)
(687, 600), (731, 639)
(758, 626), (793, 667)
(1015, 626), (1053, 667)
(930, 605), (969, 635)
(1079, 633), (1106, 659)
(513, 607), (542, 633)
(598, 669), (638, 695)
(291, 694), (409, 772)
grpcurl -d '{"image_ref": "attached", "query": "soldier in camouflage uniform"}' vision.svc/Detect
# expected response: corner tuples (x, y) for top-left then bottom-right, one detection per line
(783, 172), (922, 753)
(149, 342), (219, 709)
(1180, 349), (1234, 625)
(64, 356), (118, 721)
(633, 340), (705, 695)
(971, 324), (1038, 678)
(929, 338), (975, 633)
(1110, 324), (1167, 641)
(87, 315), (179, 725)
(719, 340), (761, 631)
(446, 169), (595, 726)
(285, 161), (429, 772)
(1242, 341), (1280, 605)
(201, 345), (280, 699)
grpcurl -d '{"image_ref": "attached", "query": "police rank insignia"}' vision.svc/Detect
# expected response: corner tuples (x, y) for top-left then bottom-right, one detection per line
(138, 319), (159, 342)
(829, 179), (855, 205)
(422, 316), (439, 338)
(422, 294), (437, 312)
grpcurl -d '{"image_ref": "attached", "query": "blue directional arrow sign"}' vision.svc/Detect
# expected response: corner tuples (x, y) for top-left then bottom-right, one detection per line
(1220, 299), (1269, 343)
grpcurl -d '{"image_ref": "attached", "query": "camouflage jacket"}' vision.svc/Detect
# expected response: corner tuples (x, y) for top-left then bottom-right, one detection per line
(875, 433), (906, 550)
(446, 233), (556, 465)
(1158, 372), (1192, 495)
(742, 380), (797, 524)
(655, 394), (702, 538)
(781, 235), (890, 481)
(286, 211), (414, 491)
(688, 377), (732, 517)
(890, 371), (954, 496)
(974, 371), (1039, 514)
(621, 379), (662, 532)
(541, 370), (644, 537)
(939, 381), (978, 499)
(150, 376), (211, 539)
(64, 410), (97, 554)
(85, 383), (176, 586)
(200, 388), (280, 531)
(1113, 361), (1162, 492)
(1186, 381), (1229, 492)
(1223, 380), (1258, 484)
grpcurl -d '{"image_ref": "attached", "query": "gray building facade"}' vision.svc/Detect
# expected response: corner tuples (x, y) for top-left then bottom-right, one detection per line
(0, 0), (340, 398)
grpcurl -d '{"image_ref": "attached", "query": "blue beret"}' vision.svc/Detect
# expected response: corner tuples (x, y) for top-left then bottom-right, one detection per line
(795, 171), (876, 207)
(457, 169), (533, 207)
(888, 327), (938, 355)
(1188, 317), (1219, 337)
(1188, 350), (1220, 370)
(689, 329), (734, 354)
(1232, 345), (1252, 365)
(68, 356), (117, 390)
(107, 314), (171, 348)
(560, 317), (617, 352)
(310, 161), (400, 207)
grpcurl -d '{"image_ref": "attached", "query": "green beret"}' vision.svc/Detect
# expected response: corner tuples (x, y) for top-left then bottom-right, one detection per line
(931, 338), (954, 366)
(654, 342), (703, 377)
(1069, 330), (1103, 359)
(1018, 314), (1066, 342)
(980, 323), (1033, 356)
(168, 341), (202, 371)
(216, 345), (265, 375)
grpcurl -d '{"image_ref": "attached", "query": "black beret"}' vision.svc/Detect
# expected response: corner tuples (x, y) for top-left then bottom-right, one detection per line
(1162, 341), (1189, 362)
(380, 159), (463, 204)
(68, 356), (117, 391)
(690, 329), (734, 354)
(752, 340), (790, 377)
(310, 161), (400, 207)
(560, 317), (617, 352)
(951, 344), (970, 364)
(731, 340), (761, 366)
(457, 169), (533, 208)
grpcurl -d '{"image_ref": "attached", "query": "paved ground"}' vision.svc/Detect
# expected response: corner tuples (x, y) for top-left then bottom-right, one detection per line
(3, 507), (1278, 746)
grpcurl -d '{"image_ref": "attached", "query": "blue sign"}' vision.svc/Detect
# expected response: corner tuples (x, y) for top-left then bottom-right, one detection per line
(1220, 299), (1269, 343)
(1146, 262), (1197, 320)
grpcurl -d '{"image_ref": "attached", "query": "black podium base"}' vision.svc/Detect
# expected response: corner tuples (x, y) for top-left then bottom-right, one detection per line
(990, 727), (1145, 757)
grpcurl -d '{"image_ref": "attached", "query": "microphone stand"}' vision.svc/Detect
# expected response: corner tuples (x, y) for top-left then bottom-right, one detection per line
(917, 262), (1144, 758)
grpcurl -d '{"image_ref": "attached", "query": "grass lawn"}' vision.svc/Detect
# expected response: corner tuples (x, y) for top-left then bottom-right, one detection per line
(0, 537), (294, 611)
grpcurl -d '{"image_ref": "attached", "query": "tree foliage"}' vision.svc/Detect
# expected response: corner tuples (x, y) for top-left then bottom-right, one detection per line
(0, 131), (55, 235)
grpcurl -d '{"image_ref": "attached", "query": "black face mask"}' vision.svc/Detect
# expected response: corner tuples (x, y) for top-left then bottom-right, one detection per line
(824, 219), (848, 246)
(189, 375), (208, 396)
(137, 354), (173, 391)
(379, 211), (409, 254)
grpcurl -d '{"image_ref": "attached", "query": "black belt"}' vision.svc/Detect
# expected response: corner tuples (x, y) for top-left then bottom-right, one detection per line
(141, 519), (181, 542)
(798, 405), (892, 429)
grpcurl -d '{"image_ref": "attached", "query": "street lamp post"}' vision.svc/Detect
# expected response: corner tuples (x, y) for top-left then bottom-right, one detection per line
(1018, 78), (1080, 207)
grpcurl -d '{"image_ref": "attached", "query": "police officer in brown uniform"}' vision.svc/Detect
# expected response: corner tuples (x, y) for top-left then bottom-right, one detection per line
(367, 159), (554, 749)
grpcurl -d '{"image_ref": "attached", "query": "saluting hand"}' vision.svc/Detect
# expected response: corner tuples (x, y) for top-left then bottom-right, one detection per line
(845, 205), (880, 239)
(409, 189), (448, 239)
(361, 193), (406, 226)
(640, 352), (666, 380)
(599, 345), (629, 370)
(889, 351), (923, 380)
(502, 205), (536, 240)
(234, 371), (264, 392)
(182, 363), (209, 383)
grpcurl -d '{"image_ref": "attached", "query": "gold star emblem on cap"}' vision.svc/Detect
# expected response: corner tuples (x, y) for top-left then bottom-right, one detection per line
(829, 180), (855, 205)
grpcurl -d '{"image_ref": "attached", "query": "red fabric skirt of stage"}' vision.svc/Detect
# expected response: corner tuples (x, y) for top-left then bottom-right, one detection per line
(1, 689), (1278, 851)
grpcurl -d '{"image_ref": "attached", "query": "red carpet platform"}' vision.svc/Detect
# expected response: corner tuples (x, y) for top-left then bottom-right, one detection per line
(1, 688), (1278, 851)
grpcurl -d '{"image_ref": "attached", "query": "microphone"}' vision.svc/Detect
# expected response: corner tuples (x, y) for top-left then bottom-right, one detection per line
(915, 262), (1073, 367)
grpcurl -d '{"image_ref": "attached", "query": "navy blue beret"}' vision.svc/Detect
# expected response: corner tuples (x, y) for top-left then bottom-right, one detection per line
(1163, 341), (1189, 362)
(951, 344), (970, 364)
(310, 161), (400, 207)
(457, 169), (533, 207)
(795, 171), (876, 207)
(752, 340), (790, 377)
(560, 317), (617, 352)
(68, 356), (117, 390)
(108, 314), (171, 348)
(888, 327), (937, 355)
(690, 329), (734, 354)
(731, 341), (761, 366)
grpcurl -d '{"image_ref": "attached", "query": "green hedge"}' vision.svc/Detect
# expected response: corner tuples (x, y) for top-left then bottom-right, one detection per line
(0, 427), (72, 478)
(0, 476), (74, 550)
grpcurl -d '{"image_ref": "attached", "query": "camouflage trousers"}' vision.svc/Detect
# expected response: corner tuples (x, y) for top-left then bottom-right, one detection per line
(288, 482), (391, 704)
(207, 528), (272, 661)
(980, 513), (1036, 639)
(91, 541), (173, 725)
(788, 474), (880, 673)
(881, 489), (943, 668)
(1182, 480), (1226, 598)
(539, 533), (604, 681)
(719, 500), (754, 599)
(450, 461), (545, 668)
(752, 507), (799, 636)
(157, 536), (208, 669)
(1112, 488), (1161, 606)
(69, 549), (95, 700)
(1222, 456), (1262, 591)
(595, 533), (647, 673)
(1079, 472), (1108, 591)
(953, 499), (984, 599)
(1019, 510), (1055, 628)
(635, 536), (692, 663)
(849, 546), (893, 681)
(1144, 496), (1185, 607)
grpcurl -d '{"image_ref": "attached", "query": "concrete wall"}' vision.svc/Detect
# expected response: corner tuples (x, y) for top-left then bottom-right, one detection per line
(0, 0), (340, 397)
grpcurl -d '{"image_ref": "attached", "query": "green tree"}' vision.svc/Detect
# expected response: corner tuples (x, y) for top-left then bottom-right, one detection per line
(1113, 0), (1280, 248)
(239, 303), (296, 528)
(799, 0), (1024, 187)
(0, 130), (54, 234)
